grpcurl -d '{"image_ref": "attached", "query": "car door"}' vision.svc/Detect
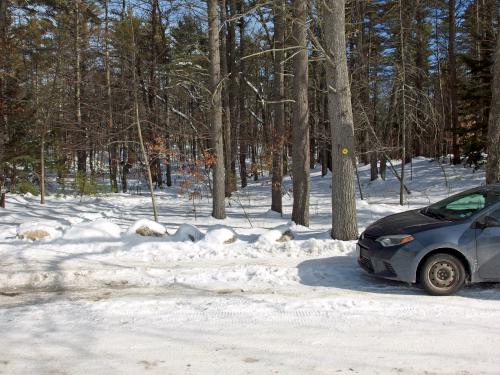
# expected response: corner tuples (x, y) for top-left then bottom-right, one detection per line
(476, 207), (500, 279)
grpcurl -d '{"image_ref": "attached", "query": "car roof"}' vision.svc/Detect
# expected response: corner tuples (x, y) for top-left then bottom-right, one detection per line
(483, 184), (500, 192)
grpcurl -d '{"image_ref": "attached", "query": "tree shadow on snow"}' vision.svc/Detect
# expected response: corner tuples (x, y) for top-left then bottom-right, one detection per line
(297, 256), (500, 300)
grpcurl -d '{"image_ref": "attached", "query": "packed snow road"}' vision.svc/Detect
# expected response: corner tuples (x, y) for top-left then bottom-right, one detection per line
(2, 258), (500, 375)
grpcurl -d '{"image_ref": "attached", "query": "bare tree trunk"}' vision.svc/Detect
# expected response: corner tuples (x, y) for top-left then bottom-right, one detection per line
(227, 0), (238, 190)
(323, 0), (358, 240)
(238, 1), (247, 189)
(0, 0), (7, 36)
(155, 1), (172, 188)
(486, 31), (500, 184)
(370, 80), (379, 181)
(0, 0), (7, 170)
(75, 0), (86, 175)
(130, 7), (159, 222)
(40, 125), (46, 204)
(449, 0), (460, 164)
(104, 0), (118, 193)
(399, 0), (407, 206)
(121, 145), (130, 193)
(220, 0), (233, 197)
(208, 0), (226, 219)
(291, 0), (310, 226)
(271, 0), (285, 214)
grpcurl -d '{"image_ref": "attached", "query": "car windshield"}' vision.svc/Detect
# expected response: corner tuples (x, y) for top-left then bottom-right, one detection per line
(422, 189), (500, 221)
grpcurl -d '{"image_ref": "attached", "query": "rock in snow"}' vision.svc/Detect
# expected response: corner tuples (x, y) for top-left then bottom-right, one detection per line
(258, 225), (294, 243)
(17, 221), (62, 241)
(203, 226), (238, 245)
(172, 224), (204, 242)
(127, 219), (167, 237)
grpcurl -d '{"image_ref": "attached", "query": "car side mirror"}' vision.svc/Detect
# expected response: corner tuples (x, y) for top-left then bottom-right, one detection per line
(476, 215), (500, 229)
(485, 216), (500, 228)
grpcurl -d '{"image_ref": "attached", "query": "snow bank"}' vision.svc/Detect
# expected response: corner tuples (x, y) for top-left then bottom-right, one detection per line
(258, 225), (294, 243)
(127, 219), (167, 237)
(202, 226), (238, 245)
(17, 221), (63, 241)
(63, 220), (122, 240)
(172, 224), (204, 242)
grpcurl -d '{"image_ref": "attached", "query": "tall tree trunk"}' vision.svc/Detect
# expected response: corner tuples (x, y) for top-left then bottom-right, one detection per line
(130, 7), (159, 221)
(121, 145), (130, 192)
(220, 0), (233, 197)
(370, 70), (379, 181)
(0, 0), (7, 169)
(207, 0), (226, 219)
(449, 0), (460, 164)
(150, 0), (163, 189)
(227, 0), (238, 190)
(237, 1), (247, 189)
(104, 0), (118, 193)
(40, 126), (46, 204)
(155, 0), (172, 188)
(75, 0), (86, 175)
(399, 0), (407, 206)
(0, 0), (7, 32)
(271, 0), (285, 214)
(291, 0), (310, 227)
(323, 0), (358, 240)
(486, 31), (500, 184)
(413, 0), (425, 158)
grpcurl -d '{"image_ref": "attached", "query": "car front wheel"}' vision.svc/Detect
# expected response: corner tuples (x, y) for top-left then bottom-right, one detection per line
(420, 254), (466, 296)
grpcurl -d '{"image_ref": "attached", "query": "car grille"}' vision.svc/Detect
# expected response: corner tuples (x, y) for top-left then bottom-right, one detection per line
(359, 254), (374, 272)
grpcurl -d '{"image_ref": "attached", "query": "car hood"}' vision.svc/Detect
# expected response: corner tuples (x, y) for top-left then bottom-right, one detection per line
(364, 209), (454, 238)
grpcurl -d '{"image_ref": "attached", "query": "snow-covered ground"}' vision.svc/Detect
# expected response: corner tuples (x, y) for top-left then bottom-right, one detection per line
(1, 158), (499, 374)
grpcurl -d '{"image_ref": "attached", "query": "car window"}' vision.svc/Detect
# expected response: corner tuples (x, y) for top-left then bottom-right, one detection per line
(426, 190), (500, 221)
(488, 208), (500, 220)
(445, 194), (485, 211)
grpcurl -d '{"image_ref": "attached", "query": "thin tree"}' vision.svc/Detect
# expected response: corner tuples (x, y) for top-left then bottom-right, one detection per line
(486, 30), (500, 184)
(104, 0), (118, 193)
(291, 0), (310, 226)
(74, 0), (86, 175)
(129, 7), (159, 222)
(207, 0), (226, 219)
(323, 0), (358, 240)
(220, 0), (234, 197)
(399, 0), (407, 206)
(448, 0), (460, 164)
(271, 0), (285, 214)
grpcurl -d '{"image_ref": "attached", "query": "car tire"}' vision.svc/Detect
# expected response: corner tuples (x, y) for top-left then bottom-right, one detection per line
(420, 253), (466, 296)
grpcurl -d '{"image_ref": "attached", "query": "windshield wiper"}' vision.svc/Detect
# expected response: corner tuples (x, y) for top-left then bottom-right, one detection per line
(422, 207), (445, 220)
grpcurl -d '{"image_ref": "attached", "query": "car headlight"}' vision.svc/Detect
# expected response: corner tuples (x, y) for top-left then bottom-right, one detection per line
(376, 234), (415, 247)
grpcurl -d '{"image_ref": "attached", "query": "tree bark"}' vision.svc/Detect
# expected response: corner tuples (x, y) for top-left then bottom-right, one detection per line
(208, 0), (226, 219)
(291, 0), (310, 226)
(130, 7), (159, 222)
(486, 31), (500, 184)
(104, 0), (118, 193)
(449, 0), (460, 164)
(238, 1), (247, 189)
(0, 0), (7, 35)
(75, 0), (86, 175)
(227, 0), (238, 190)
(323, 0), (358, 240)
(271, 0), (286, 214)
(220, 0), (234, 197)
(399, 0), (407, 206)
